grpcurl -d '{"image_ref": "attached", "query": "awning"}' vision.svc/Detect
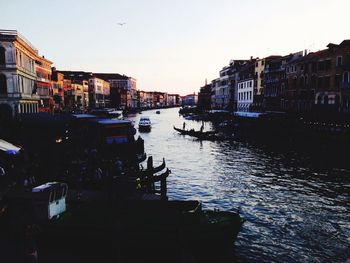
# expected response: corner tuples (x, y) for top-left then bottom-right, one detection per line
(0, 139), (21, 155)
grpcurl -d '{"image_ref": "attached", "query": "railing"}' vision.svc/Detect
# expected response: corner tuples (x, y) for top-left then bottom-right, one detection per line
(0, 29), (38, 52)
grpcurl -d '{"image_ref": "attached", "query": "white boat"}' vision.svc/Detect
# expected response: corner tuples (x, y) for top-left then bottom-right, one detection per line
(139, 116), (151, 132)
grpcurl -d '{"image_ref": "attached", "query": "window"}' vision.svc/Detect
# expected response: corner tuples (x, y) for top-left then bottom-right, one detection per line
(0, 47), (5, 64)
(335, 74), (341, 87)
(336, 56), (342, 67)
(325, 59), (331, 70)
(344, 72), (349, 83)
(318, 61), (325, 71)
(0, 74), (7, 94)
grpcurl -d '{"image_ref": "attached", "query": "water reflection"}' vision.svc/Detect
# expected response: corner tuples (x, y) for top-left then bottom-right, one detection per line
(128, 108), (350, 263)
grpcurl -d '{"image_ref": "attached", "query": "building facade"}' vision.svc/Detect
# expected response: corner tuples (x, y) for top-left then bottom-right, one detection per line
(51, 68), (64, 111)
(35, 55), (53, 112)
(0, 30), (40, 120)
(264, 52), (303, 112)
(197, 83), (211, 110)
(236, 60), (256, 112)
(237, 79), (254, 112)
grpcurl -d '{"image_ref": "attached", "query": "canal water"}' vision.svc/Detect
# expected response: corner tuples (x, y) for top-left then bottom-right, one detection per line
(128, 107), (350, 263)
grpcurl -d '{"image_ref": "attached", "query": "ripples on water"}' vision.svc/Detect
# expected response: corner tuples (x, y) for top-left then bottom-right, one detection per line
(129, 108), (350, 263)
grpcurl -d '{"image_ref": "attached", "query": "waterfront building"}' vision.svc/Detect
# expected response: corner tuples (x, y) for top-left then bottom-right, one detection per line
(82, 79), (89, 110)
(210, 59), (250, 111)
(145, 91), (154, 108)
(94, 73), (137, 109)
(197, 82), (212, 111)
(71, 82), (84, 109)
(137, 90), (147, 108)
(284, 40), (350, 114)
(182, 93), (198, 106)
(167, 94), (181, 107)
(63, 78), (73, 110)
(102, 80), (110, 108)
(51, 68), (64, 111)
(217, 66), (231, 109)
(58, 71), (93, 111)
(0, 29), (40, 120)
(236, 60), (256, 112)
(229, 60), (250, 111)
(35, 55), (53, 113)
(151, 91), (167, 107)
(88, 76), (106, 108)
(253, 56), (281, 111)
(263, 52), (302, 112)
(211, 78), (220, 109)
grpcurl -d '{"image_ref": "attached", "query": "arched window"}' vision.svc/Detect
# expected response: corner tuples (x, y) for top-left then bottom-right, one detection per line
(0, 47), (5, 65)
(0, 74), (7, 94)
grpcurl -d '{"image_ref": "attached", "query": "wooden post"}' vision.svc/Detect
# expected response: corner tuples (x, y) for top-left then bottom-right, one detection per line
(160, 174), (167, 200)
(146, 156), (155, 192)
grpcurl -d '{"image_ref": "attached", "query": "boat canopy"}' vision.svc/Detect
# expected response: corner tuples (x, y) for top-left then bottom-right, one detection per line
(208, 110), (230, 114)
(234, 111), (266, 118)
(98, 119), (132, 125)
(0, 139), (21, 155)
(72, 114), (97, 119)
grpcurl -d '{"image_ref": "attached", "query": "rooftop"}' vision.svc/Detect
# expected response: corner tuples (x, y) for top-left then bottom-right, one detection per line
(0, 29), (38, 53)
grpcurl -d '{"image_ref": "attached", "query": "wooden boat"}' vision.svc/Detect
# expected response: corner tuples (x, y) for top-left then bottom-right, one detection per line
(173, 126), (218, 137)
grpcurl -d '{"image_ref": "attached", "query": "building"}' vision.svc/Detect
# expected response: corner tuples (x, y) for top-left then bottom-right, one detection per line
(197, 82), (211, 111)
(51, 67), (64, 111)
(167, 94), (181, 107)
(0, 29), (40, 120)
(253, 56), (281, 111)
(182, 93), (198, 106)
(263, 52), (303, 112)
(35, 55), (53, 112)
(210, 59), (250, 110)
(102, 80), (110, 108)
(94, 73), (137, 109)
(211, 78), (220, 109)
(58, 70), (93, 111)
(89, 76), (106, 108)
(236, 60), (256, 112)
(283, 41), (350, 114)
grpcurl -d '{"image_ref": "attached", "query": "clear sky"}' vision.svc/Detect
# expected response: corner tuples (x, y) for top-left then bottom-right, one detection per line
(1, 0), (349, 95)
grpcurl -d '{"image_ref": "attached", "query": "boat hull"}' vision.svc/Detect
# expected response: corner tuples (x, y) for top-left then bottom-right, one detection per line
(139, 125), (151, 132)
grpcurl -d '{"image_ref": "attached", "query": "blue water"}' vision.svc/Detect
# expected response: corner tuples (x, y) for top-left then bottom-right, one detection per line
(128, 107), (350, 263)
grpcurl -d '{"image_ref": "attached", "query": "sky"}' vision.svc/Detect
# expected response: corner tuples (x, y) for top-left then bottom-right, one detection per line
(1, 0), (349, 95)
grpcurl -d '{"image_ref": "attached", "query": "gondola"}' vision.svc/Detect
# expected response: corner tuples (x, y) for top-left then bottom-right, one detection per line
(173, 126), (218, 136)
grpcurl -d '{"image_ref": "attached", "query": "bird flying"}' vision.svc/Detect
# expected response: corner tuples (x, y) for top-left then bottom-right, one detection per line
(117, 22), (126, 26)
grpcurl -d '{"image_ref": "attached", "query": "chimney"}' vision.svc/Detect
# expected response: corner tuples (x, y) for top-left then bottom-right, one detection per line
(304, 49), (308, 56)
(250, 56), (253, 60)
